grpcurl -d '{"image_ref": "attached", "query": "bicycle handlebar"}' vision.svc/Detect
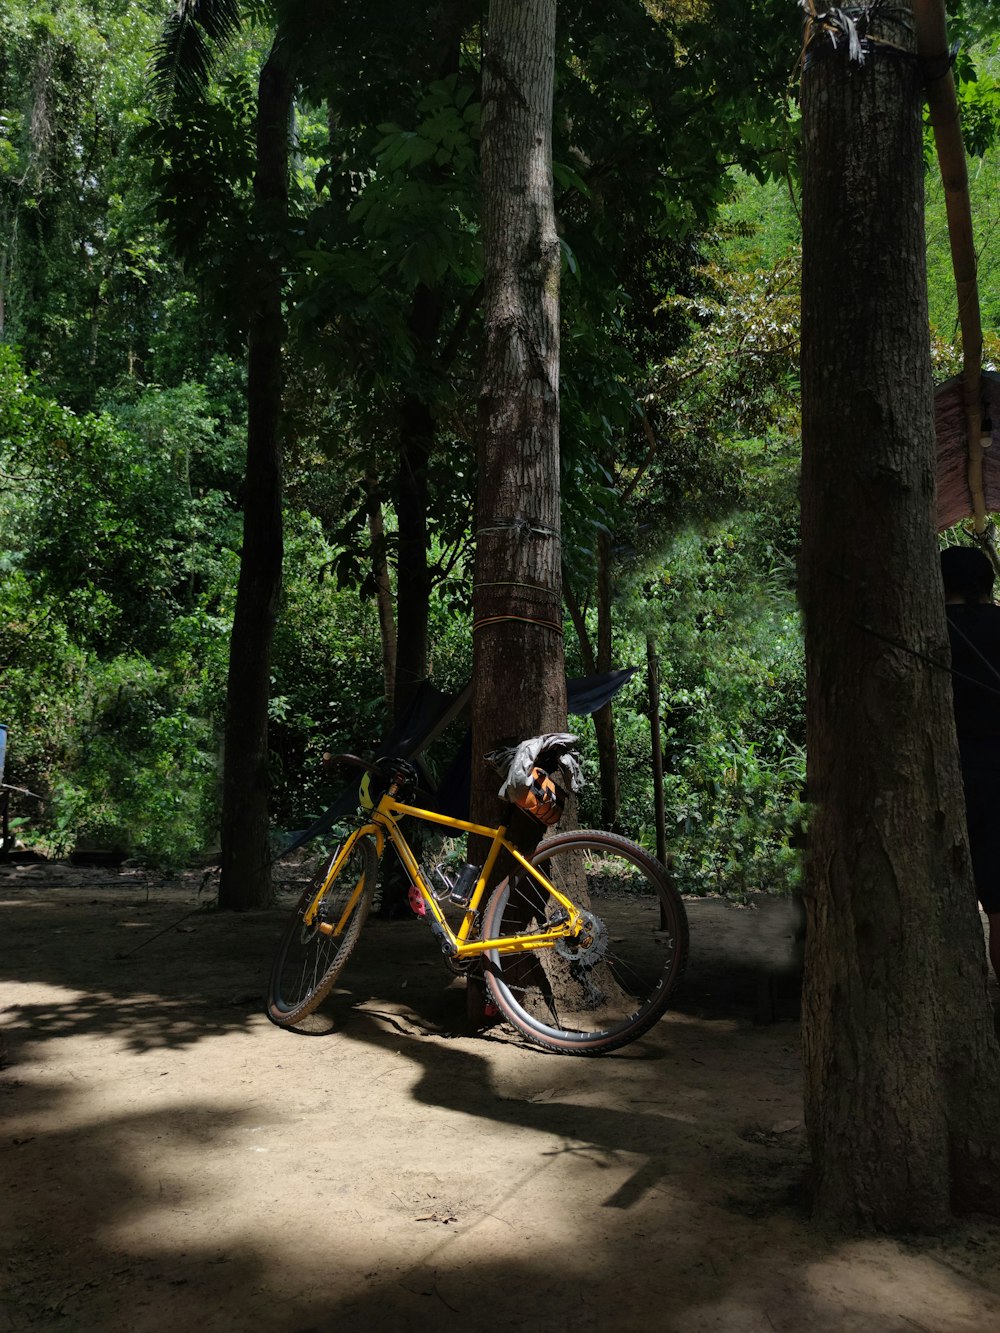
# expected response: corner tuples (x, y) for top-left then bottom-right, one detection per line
(323, 752), (426, 797)
(322, 752), (392, 780)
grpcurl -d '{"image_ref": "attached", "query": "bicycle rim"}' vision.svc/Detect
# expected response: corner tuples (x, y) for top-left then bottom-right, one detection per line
(482, 830), (688, 1054)
(266, 837), (377, 1027)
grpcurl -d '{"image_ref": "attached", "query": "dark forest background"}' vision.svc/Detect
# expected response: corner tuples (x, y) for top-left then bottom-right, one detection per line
(1, 0), (997, 889)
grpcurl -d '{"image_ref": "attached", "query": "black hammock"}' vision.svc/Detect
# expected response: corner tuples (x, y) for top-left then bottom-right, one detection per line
(278, 668), (637, 857)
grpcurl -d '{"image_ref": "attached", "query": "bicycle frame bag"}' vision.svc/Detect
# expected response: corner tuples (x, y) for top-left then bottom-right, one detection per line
(487, 732), (584, 827)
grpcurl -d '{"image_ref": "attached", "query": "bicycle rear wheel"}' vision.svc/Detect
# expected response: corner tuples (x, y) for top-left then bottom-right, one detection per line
(267, 836), (377, 1027)
(481, 830), (688, 1055)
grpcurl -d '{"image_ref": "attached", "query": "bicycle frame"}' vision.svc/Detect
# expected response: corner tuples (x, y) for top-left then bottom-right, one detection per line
(304, 791), (585, 958)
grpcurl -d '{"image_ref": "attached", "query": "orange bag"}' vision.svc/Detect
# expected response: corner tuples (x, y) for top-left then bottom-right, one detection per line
(514, 765), (566, 826)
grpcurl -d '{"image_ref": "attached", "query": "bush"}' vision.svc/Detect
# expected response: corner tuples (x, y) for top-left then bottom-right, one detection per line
(0, 348), (233, 864)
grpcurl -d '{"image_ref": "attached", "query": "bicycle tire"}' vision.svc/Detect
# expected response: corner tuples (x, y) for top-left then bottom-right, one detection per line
(266, 836), (377, 1027)
(481, 829), (688, 1055)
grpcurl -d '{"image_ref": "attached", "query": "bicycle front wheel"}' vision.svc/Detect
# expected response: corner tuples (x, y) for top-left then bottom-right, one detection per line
(481, 830), (688, 1055)
(267, 836), (377, 1027)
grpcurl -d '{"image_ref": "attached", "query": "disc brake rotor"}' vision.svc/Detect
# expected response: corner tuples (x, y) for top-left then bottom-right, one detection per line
(554, 909), (608, 964)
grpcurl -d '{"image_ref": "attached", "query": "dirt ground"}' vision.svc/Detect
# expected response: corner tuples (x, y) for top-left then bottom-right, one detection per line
(3, 856), (1000, 1333)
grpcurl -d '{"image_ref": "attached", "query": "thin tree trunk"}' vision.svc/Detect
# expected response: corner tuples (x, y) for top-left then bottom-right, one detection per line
(393, 398), (432, 717)
(798, 1), (1000, 1228)
(393, 284), (442, 718)
(646, 634), (667, 869)
(389, 15), (467, 715)
(563, 577), (595, 674)
(593, 527), (621, 827)
(564, 541), (620, 825)
(218, 34), (292, 911)
(364, 471), (396, 712)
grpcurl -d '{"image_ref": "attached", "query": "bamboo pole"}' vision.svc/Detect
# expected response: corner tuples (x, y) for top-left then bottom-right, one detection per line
(912, 1), (988, 540)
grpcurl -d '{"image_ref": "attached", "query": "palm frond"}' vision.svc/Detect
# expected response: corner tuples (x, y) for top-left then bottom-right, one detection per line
(150, 0), (246, 104)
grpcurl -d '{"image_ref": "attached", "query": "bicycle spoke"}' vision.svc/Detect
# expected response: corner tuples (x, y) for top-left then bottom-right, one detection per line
(483, 831), (688, 1054)
(267, 839), (376, 1026)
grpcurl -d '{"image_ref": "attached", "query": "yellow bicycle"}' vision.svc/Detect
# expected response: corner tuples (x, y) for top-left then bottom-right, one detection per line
(266, 755), (688, 1055)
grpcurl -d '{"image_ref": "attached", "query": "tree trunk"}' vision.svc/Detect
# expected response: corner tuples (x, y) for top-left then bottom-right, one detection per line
(218, 35), (292, 911)
(393, 397), (433, 718)
(593, 527), (621, 827)
(389, 16), (467, 716)
(465, 0), (564, 1032)
(646, 635), (667, 869)
(364, 469), (397, 713)
(393, 284), (443, 718)
(563, 577), (595, 675)
(564, 559), (620, 826)
(798, 2), (1000, 1229)
(471, 0), (565, 829)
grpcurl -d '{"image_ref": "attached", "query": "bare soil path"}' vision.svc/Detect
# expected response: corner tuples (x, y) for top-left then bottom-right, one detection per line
(2, 859), (999, 1332)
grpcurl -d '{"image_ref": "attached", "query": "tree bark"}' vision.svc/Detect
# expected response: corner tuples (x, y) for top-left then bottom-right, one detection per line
(799, 2), (1000, 1229)
(364, 470), (397, 713)
(466, 0), (564, 1036)
(564, 555), (621, 827)
(389, 15), (466, 719)
(393, 284), (443, 718)
(471, 0), (566, 833)
(593, 526), (621, 828)
(646, 634), (667, 869)
(218, 34), (292, 911)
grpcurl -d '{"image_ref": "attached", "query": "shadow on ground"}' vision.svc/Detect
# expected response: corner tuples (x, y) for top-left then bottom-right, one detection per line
(0, 861), (798, 1054)
(3, 868), (999, 1331)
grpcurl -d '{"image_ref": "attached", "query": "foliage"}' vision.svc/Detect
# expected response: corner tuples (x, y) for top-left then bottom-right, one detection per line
(267, 514), (474, 833)
(5, 0), (995, 900)
(0, 344), (232, 864)
(0, 0), (210, 404)
(569, 427), (805, 897)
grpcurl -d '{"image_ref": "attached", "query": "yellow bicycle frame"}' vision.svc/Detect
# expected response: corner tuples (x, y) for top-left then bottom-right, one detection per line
(305, 789), (584, 957)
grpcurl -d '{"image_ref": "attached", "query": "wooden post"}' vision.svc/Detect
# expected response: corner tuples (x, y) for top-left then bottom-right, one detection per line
(912, 1), (988, 543)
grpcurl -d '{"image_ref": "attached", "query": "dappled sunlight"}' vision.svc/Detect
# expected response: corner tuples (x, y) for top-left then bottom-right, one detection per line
(0, 899), (62, 909)
(6, 1063), (997, 1331)
(663, 1011), (743, 1031)
(799, 1238), (1000, 1331)
(0, 892), (275, 1059)
(3, 886), (998, 1329)
(4, 988), (265, 1054)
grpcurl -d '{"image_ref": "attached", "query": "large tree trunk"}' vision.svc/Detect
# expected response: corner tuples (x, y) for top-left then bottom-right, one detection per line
(471, 0), (565, 830)
(468, 0), (564, 1025)
(218, 35), (292, 911)
(798, 2), (1000, 1229)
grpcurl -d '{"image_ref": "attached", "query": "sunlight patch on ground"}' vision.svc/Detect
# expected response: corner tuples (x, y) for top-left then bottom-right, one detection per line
(801, 1239), (1000, 1330)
